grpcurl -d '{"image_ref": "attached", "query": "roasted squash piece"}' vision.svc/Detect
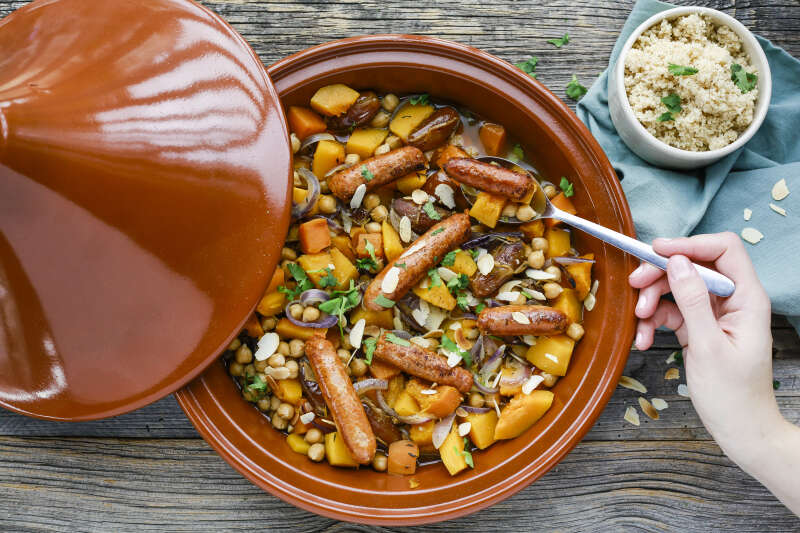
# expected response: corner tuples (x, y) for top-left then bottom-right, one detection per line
(350, 306), (394, 330)
(270, 378), (303, 405)
(325, 431), (359, 467)
(356, 233), (384, 259)
(329, 247), (358, 290)
(552, 288), (582, 324)
(463, 410), (498, 450)
(393, 390), (420, 417)
(494, 390), (554, 440)
(275, 318), (325, 341)
(287, 106), (326, 140)
(368, 358), (402, 380)
(396, 170), (428, 195)
(286, 433), (311, 455)
(409, 420), (435, 451)
(439, 426), (468, 476)
(449, 251), (477, 276)
(479, 123), (507, 156)
(310, 84), (360, 117)
(312, 139), (345, 178)
(297, 252), (333, 287)
(413, 282), (457, 311)
(545, 192), (577, 228)
(298, 218), (331, 254)
(346, 128), (389, 159)
(389, 103), (434, 141)
(566, 253), (594, 300)
(388, 440), (419, 475)
(469, 191), (506, 228)
(525, 335), (575, 376)
(545, 227), (571, 258)
(293, 186), (319, 216)
(381, 220), (404, 262)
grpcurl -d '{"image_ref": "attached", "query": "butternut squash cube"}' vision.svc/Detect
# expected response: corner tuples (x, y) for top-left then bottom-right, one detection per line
(479, 123), (507, 156)
(325, 431), (358, 467)
(297, 252), (333, 287)
(406, 379), (462, 418)
(409, 420), (435, 451)
(312, 139), (345, 179)
(346, 128), (389, 159)
(396, 170), (428, 195)
(494, 390), (554, 440)
(329, 247), (358, 290)
(450, 251), (477, 276)
(275, 318), (325, 341)
(331, 234), (356, 263)
(552, 288), (582, 324)
(469, 191), (506, 228)
(382, 220), (404, 262)
(545, 227), (571, 258)
(310, 84), (360, 117)
(293, 186), (319, 216)
(244, 315), (264, 338)
(385, 375), (405, 407)
(545, 192), (578, 228)
(393, 390), (420, 417)
(298, 218), (331, 254)
(525, 335), (575, 376)
(432, 144), (468, 169)
(257, 290), (285, 316)
(439, 426), (468, 476)
(520, 219), (545, 240)
(389, 103), (434, 141)
(566, 254), (594, 300)
(368, 358), (401, 380)
(356, 233), (383, 259)
(270, 378), (303, 405)
(413, 282), (457, 311)
(349, 305), (394, 330)
(287, 106), (326, 140)
(463, 410), (498, 450)
(286, 433), (310, 455)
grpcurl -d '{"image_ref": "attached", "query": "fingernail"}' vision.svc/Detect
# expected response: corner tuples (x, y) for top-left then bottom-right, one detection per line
(629, 264), (645, 279)
(636, 294), (647, 314)
(669, 255), (693, 281)
(634, 331), (643, 350)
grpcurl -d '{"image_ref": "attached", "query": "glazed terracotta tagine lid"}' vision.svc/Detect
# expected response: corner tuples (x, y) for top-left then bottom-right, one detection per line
(0, 0), (292, 420)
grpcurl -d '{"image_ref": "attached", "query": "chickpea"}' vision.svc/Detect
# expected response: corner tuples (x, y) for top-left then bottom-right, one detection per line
(382, 93), (400, 112)
(531, 237), (549, 253)
(285, 359), (299, 379)
(385, 135), (402, 150)
(340, 335), (353, 351)
(243, 364), (256, 377)
(541, 372), (558, 388)
(254, 359), (269, 372)
(350, 358), (368, 377)
(372, 453), (388, 472)
(307, 443), (326, 462)
(365, 221), (382, 234)
(227, 338), (242, 351)
(545, 265), (562, 282)
(270, 396), (282, 411)
(370, 110), (391, 128)
(268, 353), (285, 368)
(289, 339), (305, 358)
(374, 143), (391, 156)
(290, 133), (301, 154)
(261, 316), (277, 331)
(363, 193), (381, 211)
(235, 344), (253, 364)
(512, 292), (527, 305)
(318, 194), (337, 214)
(567, 322), (585, 341)
(345, 153), (361, 166)
(501, 203), (517, 218)
(280, 259), (296, 271)
(277, 341), (290, 357)
(543, 282), (563, 300)
(271, 415), (288, 430)
(527, 250), (545, 269)
(543, 184), (558, 199)
(305, 428), (323, 444)
(337, 349), (351, 363)
(371, 205), (388, 222)
(228, 362), (244, 377)
(302, 306), (320, 323)
(364, 325), (381, 338)
(468, 392), (485, 408)
(277, 402), (295, 420)
(289, 303), (304, 320)
(319, 179), (331, 194)
(242, 388), (259, 403)
(516, 205), (535, 222)
(257, 398), (271, 412)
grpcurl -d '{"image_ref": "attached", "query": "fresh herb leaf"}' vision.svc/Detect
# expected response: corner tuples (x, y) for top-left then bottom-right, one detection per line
(547, 33), (570, 48)
(365, 240), (378, 262)
(559, 177), (574, 197)
(661, 93), (682, 114)
(475, 302), (486, 314)
(409, 94), (430, 106)
(360, 165), (375, 182)
(446, 273), (469, 292)
(279, 263), (313, 299)
(441, 250), (458, 267)
(431, 228), (444, 236)
(468, 249), (480, 260)
(773, 379), (781, 390)
(395, 262), (407, 269)
(509, 143), (525, 163)
(363, 337), (377, 365)
(356, 257), (378, 271)
(245, 373), (267, 392)
(565, 74), (587, 101)
(318, 267), (338, 288)
(731, 63), (757, 93)
(461, 438), (474, 468)
(385, 332), (411, 347)
(668, 63), (698, 76)
(441, 334), (471, 367)
(515, 56), (539, 79)
(457, 293), (470, 311)
(318, 280), (361, 335)
(657, 111), (675, 122)
(423, 200), (441, 221)
(428, 268), (443, 288)
(374, 294), (395, 308)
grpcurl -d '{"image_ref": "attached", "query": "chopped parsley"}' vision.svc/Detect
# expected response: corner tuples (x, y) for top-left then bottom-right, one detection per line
(278, 263), (313, 299)
(318, 280), (361, 334)
(409, 93), (430, 105)
(365, 240), (378, 262)
(385, 332), (411, 347)
(456, 293), (470, 311)
(475, 302), (486, 314)
(431, 228), (444, 236)
(509, 143), (525, 163)
(657, 93), (682, 122)
(773, 379), (781, 390)
(356, 257), (378, 271)
(468, 249), (480, 260)
(441, 334), (471, 367)
(363, 337), (377, 365)
(460, 438), (474, 468)
(673, 349), (684, 367)
(360, 165), (375, 182)
(428, 268), (443, 288)
(668, 63), (698, 76)
(394, 262), (407, 269)
(446, 273), (469, 292)
(245, 373), (267, 393)
(515, 56), (539, 79)
(547, 33), (570, 48)
(565, 74), (587, 101)
(423, 200), (441, 220)
(441, 250), (458, 267)
(731, 63), (757, 93)
(373, 294), (396, 308)
(317, 267), (338, 288)
(559, 177), (574, 197)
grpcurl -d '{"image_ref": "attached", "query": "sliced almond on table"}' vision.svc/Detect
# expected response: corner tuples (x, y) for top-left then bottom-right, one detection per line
(619, 375), (647, 394)
(743, 207), (752, 221)
(665, 367), (680, 380)
(772, 178), (790, 201)
(677, 384), (690, 397)
(624, 406), (640, 426)
(638, 397), (659, 420)
(741, 227), (764, 245)
(651, 398), (669, 411)
(769, 203), (787, 216)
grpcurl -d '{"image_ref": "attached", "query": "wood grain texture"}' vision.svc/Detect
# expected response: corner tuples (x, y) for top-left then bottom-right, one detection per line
(0, 0), (798, 530)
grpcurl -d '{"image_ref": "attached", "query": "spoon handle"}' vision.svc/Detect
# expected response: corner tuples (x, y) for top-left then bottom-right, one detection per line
(553, 210), (735, 297)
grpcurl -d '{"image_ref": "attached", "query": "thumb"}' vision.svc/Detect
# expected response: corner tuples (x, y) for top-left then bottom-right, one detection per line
(666, 255), (719, 342)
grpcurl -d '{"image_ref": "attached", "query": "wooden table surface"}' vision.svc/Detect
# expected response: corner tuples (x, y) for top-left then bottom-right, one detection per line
(1, 0), (799, 531)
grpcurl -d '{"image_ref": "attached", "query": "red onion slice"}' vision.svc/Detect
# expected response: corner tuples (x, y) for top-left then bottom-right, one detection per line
(292, 168), (321, 220)
(432, 412), (456, 450)
(376, 391), (432, 425)
(299, 132), (335, 152)
(462, 232), (523, 250)
(469, 335), (485, 366)
(352, 378), (388, 395)
(459, 404), (493, 414)
(285, 300), (339, 329)
(471, 374), (499, 395)
(300, 289), (331, 306)
(553, 256), (596, 265)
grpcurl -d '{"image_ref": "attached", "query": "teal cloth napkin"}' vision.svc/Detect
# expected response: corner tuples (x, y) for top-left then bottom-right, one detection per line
(576, 0), (800, 331)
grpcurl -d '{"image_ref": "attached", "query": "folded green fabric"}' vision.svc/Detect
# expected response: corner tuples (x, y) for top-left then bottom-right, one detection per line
(576, 0), (800, 331)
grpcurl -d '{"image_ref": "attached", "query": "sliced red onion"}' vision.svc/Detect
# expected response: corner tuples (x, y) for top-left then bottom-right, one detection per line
(310, 213), (343, 233)
(390, 329), (412, 340)
(432, 412), (456, 450)
(376, 391), (432, 425)
(324, 163), (350, 179)
(285, 300), (339, 329)
(300, 289), (331, 306)
(292, 168), (321, 220)
(553, 256), (596, 265)
(352, 378), (388, 395)
(471, 374), (499, 395)
(299, 132), (335, 152)
(462, 231), (524, 250)
(481, 345), (505, 376)
(470, 335), (485, 366)
(459, 404), (493, 414)
(499, 363), (531, 387)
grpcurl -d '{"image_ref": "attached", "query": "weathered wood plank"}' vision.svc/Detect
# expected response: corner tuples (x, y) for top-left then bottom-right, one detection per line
(0, 437), (796, 532)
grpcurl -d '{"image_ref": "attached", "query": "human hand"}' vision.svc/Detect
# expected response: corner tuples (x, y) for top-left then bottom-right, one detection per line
(628, 232), (782, 462)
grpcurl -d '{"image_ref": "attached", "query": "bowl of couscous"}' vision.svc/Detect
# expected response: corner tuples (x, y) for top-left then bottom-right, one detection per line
(608, 6), (772, 169)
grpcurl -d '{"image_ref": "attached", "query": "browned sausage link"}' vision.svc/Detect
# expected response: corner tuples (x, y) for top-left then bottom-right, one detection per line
(477, 305), (568, 336)
(304, 335), (376, 464)
(407, 107), (461, 151)
(363, 212), (471, 311)
(328, 146), (426, 201)
(374, 333), (473, 393)
(443, 158), (534, 202)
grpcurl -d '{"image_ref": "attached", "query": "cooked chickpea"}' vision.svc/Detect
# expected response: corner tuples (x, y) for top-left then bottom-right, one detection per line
(385, 135), (402, 150)
(363, 193), (381, 210)
(468, 392), (485, 408)
(288, 339), (305, 358)
(290, 133), (301, 154)
(382, 93), (399, 112)
(345, 153), (361, 166)
(544, 184), (558, 199)
(235, 344), (253, 364)
(567, 322), (585, 341)
(370, 110), (391, 128)
(512, 292), (527, 305)
(257, 398), (271, 412)
(277, 402), (295, 420)
(268, 353), (285, 368)
(340, 335), (353, 351)
(228, 362), (244, 377)
(372, 453), (388, 472)
(371, 205), (388, 222)
(541, 372), (558, 388)
(527, 250), (545, 269)
(365, 221), (382, 234)
(261, 316), (277, 331)
(307, 443), (325, 462)
(289, 303), (304, 320)
(280, 259), (296, 271)
(302, 306), (320, 323)
(349, 358), (368, 377)
(285, 359), (299, 379)
(501, 203), (517, 218)
(543, 282), (563, 300)
(337, 349), (351, 363)
(277, 341), (290, 357)
(319, 179), (331, 194)
(271, 415), (288, 430)
(242, 388), (258, 403)
(545, 265), (562, 282)
(228, 338), (242, 351)
(254, 359), (269, 372)
(270, 396), (282, 411)
(364, 325), (381, 338)
(318, 194), (337, 214)
(516, 205), (535, 222)
(305, 428), (323, 444)
(531, 237), (549, 253)
(374, 143), (391, 156)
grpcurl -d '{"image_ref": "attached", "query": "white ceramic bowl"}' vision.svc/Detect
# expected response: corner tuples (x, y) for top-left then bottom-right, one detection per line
(608, 6), (772, 169)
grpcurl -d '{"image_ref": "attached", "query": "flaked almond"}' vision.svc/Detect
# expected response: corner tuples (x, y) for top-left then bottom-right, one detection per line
(512, 311), (530, 325)
(349, 319), (366, 351)
(741, 227), (764, 245)
(411, 336), (433, 349)
(411, 189), (429, 205)
(584, 292), (596, 312)
(677, 384), (690, 397)
(399, 215), (412, 242)
(477, 253), (495, 275)
(525, 289), (546, 301)
(381, 266), (401, 294)
(458, 422), (471, 437)
(435, 183), (456, 209)
(420, 388), (437, 395)
(448, 321), (462, 330)
(498, 279), (523, 294)
(619, 375), (647, 394)
(743, 207), (752, 221)
(454, 328), (471, 351)
(266, 366), (291, 380)
(525, 268), (557, 280)
(772, 178), (790, 201)
(522, 335), (537, 346)
(497, 291), (520, 302)
(769, 203), (787, 216)
(665, 367), (680, 380)
(522, 374), (545, 395)
(624, 406), (640, 426)
(412, 308), (429, 328)
(437, 266), (457, 282)
(254, 332), (279, 361)
(409, 478), (420, 489)
(350, 183), (367, 209)
(651, 398), (668, 411)
(455, 407), (468, 418)
(638, 397), (659, 420)
(299, 412), (315, 424)
(665, 351), (679, 364)
(446, 350), (462, 368)
(591, 279), (599, 296)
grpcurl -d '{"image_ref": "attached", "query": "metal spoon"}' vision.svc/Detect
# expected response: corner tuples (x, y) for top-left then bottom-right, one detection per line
(469, 156), (735, 297)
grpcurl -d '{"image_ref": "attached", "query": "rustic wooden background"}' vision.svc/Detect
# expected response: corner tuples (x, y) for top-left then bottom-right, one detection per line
(1, 0), (798, 531)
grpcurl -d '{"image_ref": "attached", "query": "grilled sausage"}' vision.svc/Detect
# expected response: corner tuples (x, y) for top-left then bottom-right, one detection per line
(470, 240), (526, 298)
(407, 107), (460, 151)
(363, 212), (471, 311)
(374, 333), (473, 393)
(328, 146), (426, 201)
(304, 335), (376, 464)
(443, 158), (534, 201)
(392, 197), (451, 234)
(477, 305), (568, 336)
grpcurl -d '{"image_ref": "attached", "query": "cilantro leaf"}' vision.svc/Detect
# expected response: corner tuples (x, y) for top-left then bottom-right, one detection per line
(364, 240), (378, 262)
(245, 373), (267, 392)
(468, 249), (480, 260)
(409, 94), (430, 105)
(515, 56), (539, 79)
(441, 334), (471, 367)
(547, 33), (569, 48)
(461, 438), (474, 468)
(674, 349), (684, 367)
(508, 143), (525, 163)
(318, 280), (361, 334)
(668, 63), (698, 76)
(565, 74), (587, 101)
(356, 257), (378, 271)
(657, 111), (675, 122)
(475, 302), (486, 314)
(431, 228), (444, 236)
(395, 263), (407, 269)
(559, 177), (574, 197)
(457, 293), (470, 311)
(441, 250), (458, 267)
(363, 337), (377, 365)
(360, 165), (375, 182)
(446, 273), (469, 293)
(374, 294), (395, 308)
(318, 267), (337, 288)
(731, 63), (757, 93)
(428, 268), (442, 288)
(279, 263), (313, 299)
(422, 200), (441, 221)
(385, 332), (411, 347)
(661, 93), (682, 114)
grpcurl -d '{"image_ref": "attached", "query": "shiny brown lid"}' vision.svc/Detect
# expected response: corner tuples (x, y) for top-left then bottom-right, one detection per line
(0, 0), (291, 420)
